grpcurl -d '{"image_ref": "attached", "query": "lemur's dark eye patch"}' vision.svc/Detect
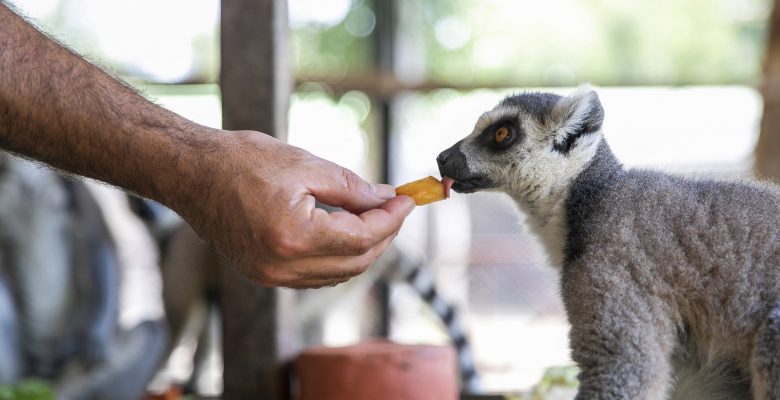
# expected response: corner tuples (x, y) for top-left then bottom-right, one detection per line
(480, 119), (519, 151)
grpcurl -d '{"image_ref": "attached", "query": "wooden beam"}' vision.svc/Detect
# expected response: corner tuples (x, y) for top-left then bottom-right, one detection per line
(221, 0), (290, 139)
(757, 0), (780, 180)
(372, 0), (395, 339)
(294, 73), (523, 99)
(219, 0), (296, 399)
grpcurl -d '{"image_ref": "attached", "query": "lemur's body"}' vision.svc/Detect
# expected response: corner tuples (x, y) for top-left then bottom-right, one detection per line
(0, 154), (167, 400)
(438, 86), (780, 399)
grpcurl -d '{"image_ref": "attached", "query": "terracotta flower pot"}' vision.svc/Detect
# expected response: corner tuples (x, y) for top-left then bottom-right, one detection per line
(296, 340), (458, 400)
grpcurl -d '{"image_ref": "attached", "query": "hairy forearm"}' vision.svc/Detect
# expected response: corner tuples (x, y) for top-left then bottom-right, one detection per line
(0, 4), (218, 208)
(0, 4), (416, 288)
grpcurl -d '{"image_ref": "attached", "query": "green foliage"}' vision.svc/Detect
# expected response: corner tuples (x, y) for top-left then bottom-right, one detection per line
(497, 365), (580, 400)
(528, 365), (580, 399)
(16, 0), (773, 86)
(406, 0), (771, 86)
(291, 0), (772, 86)
(0, 380), (55, 400)
(292, 0), (375, 78)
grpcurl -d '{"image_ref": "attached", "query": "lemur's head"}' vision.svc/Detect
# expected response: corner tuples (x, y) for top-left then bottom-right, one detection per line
(437, 85), (605, 201)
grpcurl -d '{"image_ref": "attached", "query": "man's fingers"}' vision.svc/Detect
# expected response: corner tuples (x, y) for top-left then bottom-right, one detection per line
(305, 195), (414, 257)
(268, 192), (412, 261)
(308, 162), (396, 214)
(269, 233), (399, 288)
(248, 194), (412, 288)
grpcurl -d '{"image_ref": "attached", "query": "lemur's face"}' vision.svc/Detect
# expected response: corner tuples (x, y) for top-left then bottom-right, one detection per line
(437, 85), (605, 200)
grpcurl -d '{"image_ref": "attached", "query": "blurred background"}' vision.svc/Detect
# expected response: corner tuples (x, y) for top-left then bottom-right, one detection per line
(2, 0), (778, 398)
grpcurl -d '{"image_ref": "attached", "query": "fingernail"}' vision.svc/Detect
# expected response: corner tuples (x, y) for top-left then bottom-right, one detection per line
(372, 183), (396, 199)
(406, 197), (417, 215)
(399, 195), (416, 215)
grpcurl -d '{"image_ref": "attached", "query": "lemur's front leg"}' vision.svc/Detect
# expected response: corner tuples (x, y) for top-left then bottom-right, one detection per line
(752, 301), (780, 400)
(572, 324), (672, 400)
(564, 269), (674, 400)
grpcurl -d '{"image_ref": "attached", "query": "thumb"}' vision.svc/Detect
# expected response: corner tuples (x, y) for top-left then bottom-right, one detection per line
(309, 163), (396, 214)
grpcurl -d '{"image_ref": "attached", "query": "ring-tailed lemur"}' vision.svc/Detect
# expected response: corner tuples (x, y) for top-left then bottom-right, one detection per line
(437, 84), (780, 400)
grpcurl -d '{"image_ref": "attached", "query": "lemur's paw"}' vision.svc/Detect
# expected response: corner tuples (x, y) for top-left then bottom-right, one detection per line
(396, 176), (450, 206)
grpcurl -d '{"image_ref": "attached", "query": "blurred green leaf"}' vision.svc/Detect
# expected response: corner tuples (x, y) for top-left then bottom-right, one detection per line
(0, 380), (55, 400)
(529, 365), (579, 400)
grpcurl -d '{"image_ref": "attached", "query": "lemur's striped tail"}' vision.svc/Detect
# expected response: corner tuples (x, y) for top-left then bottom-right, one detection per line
(405, 265), (480, 393)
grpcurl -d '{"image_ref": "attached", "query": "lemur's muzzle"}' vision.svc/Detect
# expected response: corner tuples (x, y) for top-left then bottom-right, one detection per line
(437, 143), (493, 193)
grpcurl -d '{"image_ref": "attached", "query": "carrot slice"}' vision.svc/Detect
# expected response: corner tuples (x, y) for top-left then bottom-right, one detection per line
(395, 176), (448, 206)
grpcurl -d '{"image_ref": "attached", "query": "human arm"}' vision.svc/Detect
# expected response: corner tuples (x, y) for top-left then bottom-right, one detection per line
(0, 3), (415, 288)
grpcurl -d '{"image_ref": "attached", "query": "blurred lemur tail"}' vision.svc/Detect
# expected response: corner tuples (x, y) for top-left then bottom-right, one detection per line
(405, 266), (480, 394)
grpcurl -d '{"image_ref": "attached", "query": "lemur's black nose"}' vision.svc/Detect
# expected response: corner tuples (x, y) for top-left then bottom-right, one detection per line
(437, 143), (468, 179)
(436, 151), (449, 166)
(437, 142), (494, 193)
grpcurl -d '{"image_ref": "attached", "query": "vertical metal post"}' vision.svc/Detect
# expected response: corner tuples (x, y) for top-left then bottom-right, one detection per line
(372, 0), (395, 337)
(219, 0), (296, 398)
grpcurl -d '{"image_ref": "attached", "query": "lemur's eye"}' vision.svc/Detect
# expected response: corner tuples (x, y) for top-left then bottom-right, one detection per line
(495, 127), (511, 143)
(483, 121), (517, 150)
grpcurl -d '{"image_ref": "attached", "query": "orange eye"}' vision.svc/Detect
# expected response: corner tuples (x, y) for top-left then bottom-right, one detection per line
(495, 126), (510, 143)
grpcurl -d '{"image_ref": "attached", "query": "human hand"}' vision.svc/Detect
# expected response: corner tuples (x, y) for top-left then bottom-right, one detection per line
(174, 130), (415, 288)
(0, 4), (410, 289)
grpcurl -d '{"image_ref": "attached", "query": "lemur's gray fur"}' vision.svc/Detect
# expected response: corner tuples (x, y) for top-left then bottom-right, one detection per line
(437, 85), (780, 400)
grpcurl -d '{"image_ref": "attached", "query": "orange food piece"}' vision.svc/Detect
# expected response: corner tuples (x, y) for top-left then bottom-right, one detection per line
(395, 176), (447, 206)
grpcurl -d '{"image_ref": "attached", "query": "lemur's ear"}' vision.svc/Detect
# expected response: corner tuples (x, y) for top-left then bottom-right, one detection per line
(550, 84), (604, 154)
